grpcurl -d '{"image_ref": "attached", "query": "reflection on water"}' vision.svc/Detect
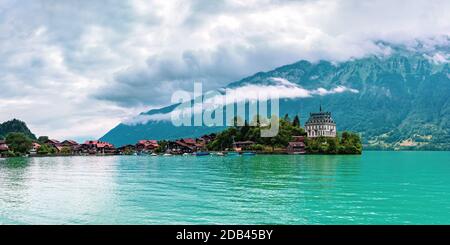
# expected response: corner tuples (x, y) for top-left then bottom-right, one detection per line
(1, 152), (450, 224)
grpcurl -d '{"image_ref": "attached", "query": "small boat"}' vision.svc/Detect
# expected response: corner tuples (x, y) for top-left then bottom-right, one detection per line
(216, 152), (225, 156)
(163, 153), (172, 156)
(194, 152), (210, 156)
(241, 152), (256, 156)
(227, 152), (240, 156)
(150, 153), (158, 156)
(183, 153), (191, 156)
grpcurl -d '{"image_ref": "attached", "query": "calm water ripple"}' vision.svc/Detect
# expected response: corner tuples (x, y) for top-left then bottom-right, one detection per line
(1, 151), (450, 224)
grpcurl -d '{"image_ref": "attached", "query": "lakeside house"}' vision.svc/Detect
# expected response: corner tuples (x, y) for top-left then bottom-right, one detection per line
(61, 140), (79, 148)
(305, 106), (337, 138)
(164, 136), (213, 154)
(182, 138), (196, 145)
(45, 139), (63, 152)
(287, 136), (306, 154)
(29, 142), (41, 155)
(61, 140), (80, 154)
(167, 139), (196, 154)
(80, 140), (115, 155)
(136, 140), (159, 153)
(0, 140), (9, 157)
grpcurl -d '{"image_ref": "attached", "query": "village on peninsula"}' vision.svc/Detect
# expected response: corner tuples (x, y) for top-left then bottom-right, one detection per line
(0, 107), (362, 158)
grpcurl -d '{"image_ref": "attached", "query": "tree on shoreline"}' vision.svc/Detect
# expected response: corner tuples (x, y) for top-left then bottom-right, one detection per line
(5, 133), (33, 156)
(37, 144), (55, 155)
(305, 132), (362, 154)
(38, 136), (49, 144)
(292, 115), (301, 128)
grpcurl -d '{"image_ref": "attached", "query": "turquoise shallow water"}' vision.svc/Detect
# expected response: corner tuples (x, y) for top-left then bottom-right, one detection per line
(1, 151), (450, 224)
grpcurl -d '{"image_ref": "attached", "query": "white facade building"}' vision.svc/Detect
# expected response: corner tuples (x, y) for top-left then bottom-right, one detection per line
(305, 107), (336, 138)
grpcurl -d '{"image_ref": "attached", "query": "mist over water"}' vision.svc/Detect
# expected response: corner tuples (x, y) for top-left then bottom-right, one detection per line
(1, 151), (450, 224)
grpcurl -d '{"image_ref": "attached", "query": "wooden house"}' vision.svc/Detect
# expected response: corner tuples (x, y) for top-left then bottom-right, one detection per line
(287, 136), (306, 154)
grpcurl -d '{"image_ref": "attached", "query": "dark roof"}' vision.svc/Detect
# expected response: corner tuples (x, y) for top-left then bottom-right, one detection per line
(137, 140), (158, 147)
(288, 142), (305, 147)
(62, 140), (78, 145)
(46, 139), (61, 144)
(83, 140), (114, 148)
(174, 141), (195, 149)
(181, 138), (196, 145)
(305, 111), (335, 125)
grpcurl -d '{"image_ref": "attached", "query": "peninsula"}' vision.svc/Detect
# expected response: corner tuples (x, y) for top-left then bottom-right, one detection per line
(0, 108), (362, 158)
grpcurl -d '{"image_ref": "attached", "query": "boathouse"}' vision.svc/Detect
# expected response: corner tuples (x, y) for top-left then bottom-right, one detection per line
(287, 136), (306, 154)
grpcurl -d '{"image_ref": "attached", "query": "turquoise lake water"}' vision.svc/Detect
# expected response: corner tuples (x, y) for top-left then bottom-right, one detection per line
(1, 151), (450, 224)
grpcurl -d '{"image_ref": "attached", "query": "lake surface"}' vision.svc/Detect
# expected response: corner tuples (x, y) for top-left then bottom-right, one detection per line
(1, 151), (450, 224)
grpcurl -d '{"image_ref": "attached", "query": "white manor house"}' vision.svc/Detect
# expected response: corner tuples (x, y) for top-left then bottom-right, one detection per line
(305, 106), (337, 138)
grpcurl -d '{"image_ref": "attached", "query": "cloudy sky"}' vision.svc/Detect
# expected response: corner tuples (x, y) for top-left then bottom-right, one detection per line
(0, 0), (449, 141)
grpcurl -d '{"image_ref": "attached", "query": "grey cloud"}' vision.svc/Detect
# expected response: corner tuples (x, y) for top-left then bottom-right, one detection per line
(93, 0), (449, 107)
(94, 41), (311, 107)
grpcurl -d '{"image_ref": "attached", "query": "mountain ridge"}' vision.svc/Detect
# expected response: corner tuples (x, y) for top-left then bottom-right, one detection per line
(101, 44), (450, 149)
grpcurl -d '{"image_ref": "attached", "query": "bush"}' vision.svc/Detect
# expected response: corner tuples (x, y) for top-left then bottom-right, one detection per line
(306, 132), (362, 154)
(38, 144), (56, 155)
(250, 144), (265, 151)
(60, 147), (72, 155)
(6, 150), (16, 157)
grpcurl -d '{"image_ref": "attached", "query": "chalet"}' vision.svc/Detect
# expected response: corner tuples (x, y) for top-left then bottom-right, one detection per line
(184, 138), (208, 151)
(45, 139), (61, 147)
(163, 136), (215, 154)
(169, 138), (207, 154)
(29, 142), (41, 155)
(61, 140), (79, 147)
(0, 140), (9, 157)
(136, 140), (159, 152)
(60, 140), (80, 154)
(287, 136), (306, 154)
(81, 140), (115, 155)
(45, 139), (63, 152)
(167, 140), (195, 154)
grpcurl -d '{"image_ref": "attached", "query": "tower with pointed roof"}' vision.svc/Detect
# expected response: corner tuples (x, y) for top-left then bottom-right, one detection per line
(305, 106), (336, 138)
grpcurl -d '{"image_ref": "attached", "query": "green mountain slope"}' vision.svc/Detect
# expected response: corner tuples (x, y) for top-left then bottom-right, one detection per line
(101, 45), (450, 149)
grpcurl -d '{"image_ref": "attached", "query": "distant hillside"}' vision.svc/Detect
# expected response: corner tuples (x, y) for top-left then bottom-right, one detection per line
(0, 119), (36, 140)
(101, 42), (450, 150)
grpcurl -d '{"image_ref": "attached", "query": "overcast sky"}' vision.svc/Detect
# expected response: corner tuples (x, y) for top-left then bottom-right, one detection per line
(0, 0), (449, 141)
